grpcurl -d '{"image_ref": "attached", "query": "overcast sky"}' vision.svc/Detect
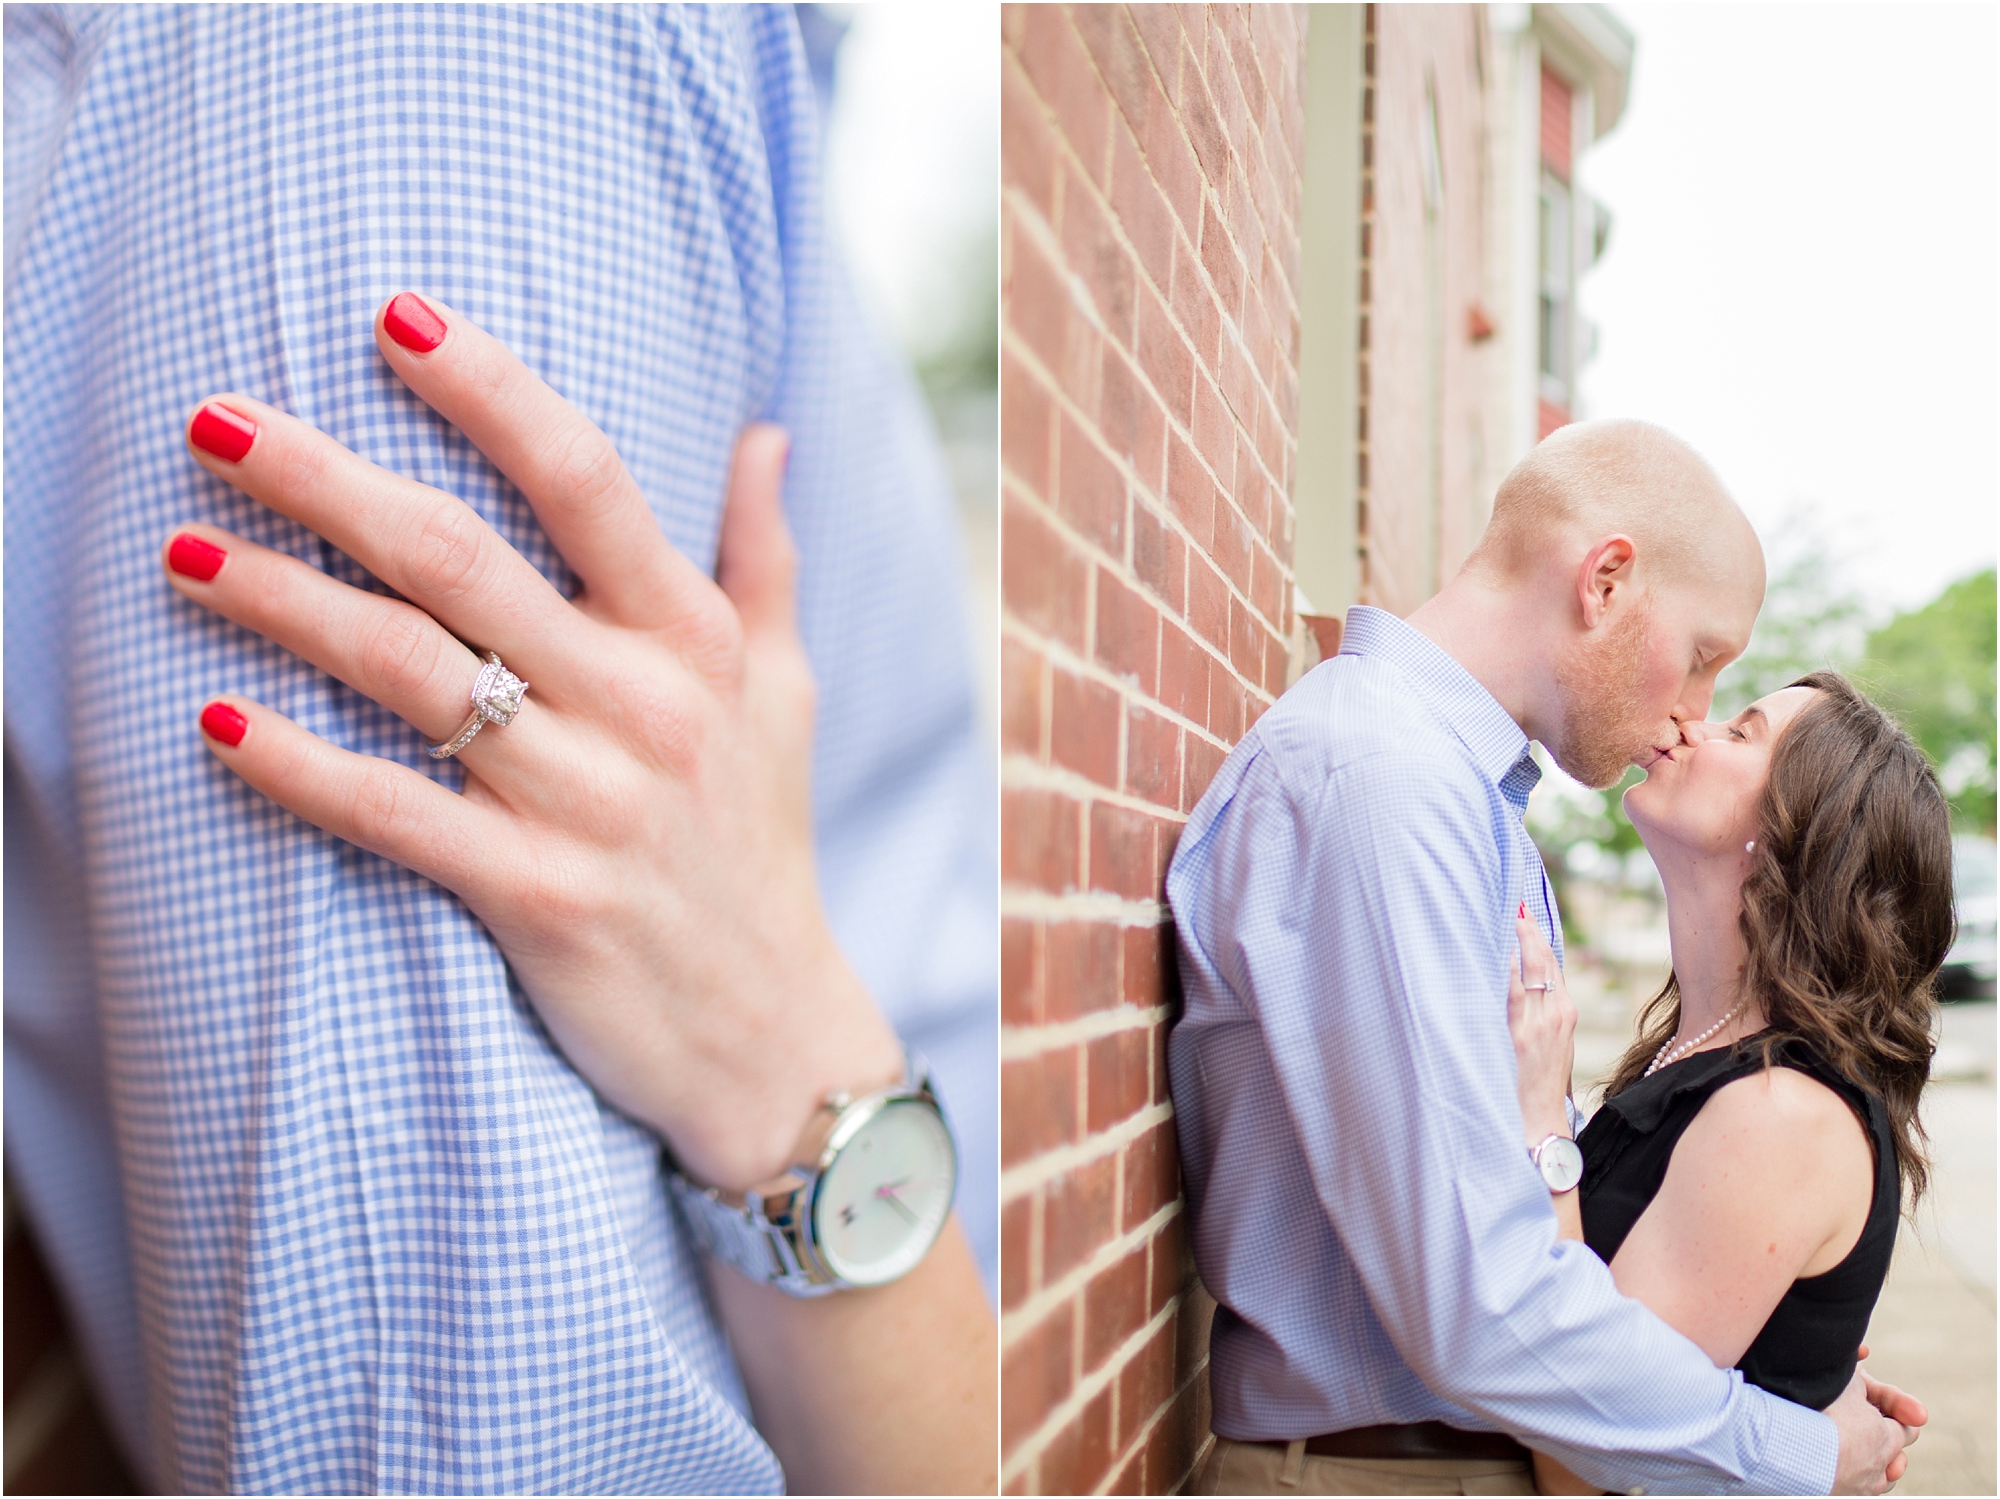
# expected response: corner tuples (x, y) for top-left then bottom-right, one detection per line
(1577, 3), (1997, 617)
(818, 6), (1992, 616)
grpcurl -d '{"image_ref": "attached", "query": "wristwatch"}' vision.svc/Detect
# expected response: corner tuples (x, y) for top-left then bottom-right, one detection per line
(668, 1051), (957, 1297)
(1529, 1132), (1584, 1194)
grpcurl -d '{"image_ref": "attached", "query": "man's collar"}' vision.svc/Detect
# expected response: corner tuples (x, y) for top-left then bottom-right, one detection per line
(1341, 605), (1539, 808)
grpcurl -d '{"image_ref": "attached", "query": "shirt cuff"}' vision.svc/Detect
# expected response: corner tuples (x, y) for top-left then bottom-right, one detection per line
(1735, 1396), (1838, 1497)
(1573, 1384), (1838, 1495)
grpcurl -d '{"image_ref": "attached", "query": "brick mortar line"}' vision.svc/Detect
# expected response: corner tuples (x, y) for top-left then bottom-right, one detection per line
(1004, 180), (1112, 341)
(999, 314), (1291, 603)
(1067, 17), (1307, 441)
(1180, 29), (1309, 426)
(1000, 264), (1298, 598)
(998, 889), (1168, 926)
(998, 386), (1291, 672)
(1000, 607), (1264, 751)
(1223, 16), (1308, 317)
(1000, 1003), (1176, 1060)
(999, 1195), (1184, 1347)
(1003, 183), (1298, 583)
(1001, 318), (1293, 655)
(1000, 1098), (1175, 1201)
(999, 462), (1286, 673)
(1354, 3), (1377, 600)
(1095, 1352), (1213, 1497)
(1000, 613), (1242, 758)
(1002, 18), (1305, 1485)
(999, 753), (1197, 822)
(1007, 55), (1302, 484)
(1002, 1277), (1196, 1484)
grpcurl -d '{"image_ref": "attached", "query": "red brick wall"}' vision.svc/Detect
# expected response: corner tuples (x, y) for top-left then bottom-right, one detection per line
(1000, 5), (1305, 1492)
(1539, 65), (1573, 181)
(1361, 3), (1500, 614)
(1536, 63), (1576, 438)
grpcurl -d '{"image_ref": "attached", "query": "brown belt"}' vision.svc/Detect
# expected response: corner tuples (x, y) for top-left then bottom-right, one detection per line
(1261, 1422), (1531, 1463)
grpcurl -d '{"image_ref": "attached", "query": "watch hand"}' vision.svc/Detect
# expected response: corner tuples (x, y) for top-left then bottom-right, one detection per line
(875, 1189), (922, 1226)
(879, 1174), (951, 1195)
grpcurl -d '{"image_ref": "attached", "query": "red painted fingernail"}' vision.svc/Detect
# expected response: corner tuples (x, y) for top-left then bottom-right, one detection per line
(1519, 901), (1527, 919)
(384, 292), (446, 353)
(167, 533), (227, 581)
(190, 403), (257, 463)
(200, 702), (247, 747)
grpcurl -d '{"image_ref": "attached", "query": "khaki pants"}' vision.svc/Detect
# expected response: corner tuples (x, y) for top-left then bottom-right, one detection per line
(1193, 1435), (1536, 1496)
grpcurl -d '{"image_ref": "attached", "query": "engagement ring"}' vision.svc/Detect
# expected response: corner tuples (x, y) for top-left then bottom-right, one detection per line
(428, 651), (529, 759)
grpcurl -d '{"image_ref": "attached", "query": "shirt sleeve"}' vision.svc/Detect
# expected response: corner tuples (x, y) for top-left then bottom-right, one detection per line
(2, 5), (993, 1491)
(1210, 744), (1836, 1495)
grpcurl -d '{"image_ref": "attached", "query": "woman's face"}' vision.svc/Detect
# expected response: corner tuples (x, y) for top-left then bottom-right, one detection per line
(1623, 685), (1820, 862)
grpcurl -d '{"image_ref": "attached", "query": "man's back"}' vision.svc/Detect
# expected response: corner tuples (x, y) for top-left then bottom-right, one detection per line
(5, 8), (995, 1491)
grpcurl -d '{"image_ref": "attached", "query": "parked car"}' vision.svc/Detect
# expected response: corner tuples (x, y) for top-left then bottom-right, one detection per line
(1941, 835), (1997, 1001)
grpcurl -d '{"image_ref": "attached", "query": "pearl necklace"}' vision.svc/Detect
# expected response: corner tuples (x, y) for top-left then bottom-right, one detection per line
(1644, 999), (1749, 1078)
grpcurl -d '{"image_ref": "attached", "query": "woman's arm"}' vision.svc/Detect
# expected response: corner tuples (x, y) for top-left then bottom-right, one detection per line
(712, 1221), (997, 1494)
(169, 295), (996, 1492)
(1507, 912), (1597, 1494)
(1508, 908), (1582, 1246)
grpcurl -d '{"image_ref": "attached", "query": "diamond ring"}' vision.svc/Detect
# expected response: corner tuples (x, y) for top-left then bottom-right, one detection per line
(428, 651), (529, 759)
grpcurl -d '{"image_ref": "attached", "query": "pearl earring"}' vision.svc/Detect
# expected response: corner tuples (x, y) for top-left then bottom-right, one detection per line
(1745, 841), (1756, 853)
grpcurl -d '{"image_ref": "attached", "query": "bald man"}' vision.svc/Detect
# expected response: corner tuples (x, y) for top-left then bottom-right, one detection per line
(1167, 422), (1916, 1495)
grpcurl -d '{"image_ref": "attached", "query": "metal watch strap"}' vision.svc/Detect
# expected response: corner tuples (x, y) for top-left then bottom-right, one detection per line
(670, 1171), (839, 1298)
(667, 1049), (942, 1297)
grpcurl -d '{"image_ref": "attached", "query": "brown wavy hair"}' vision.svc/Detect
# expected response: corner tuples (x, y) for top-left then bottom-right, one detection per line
(1604, 670), (1955, 1205)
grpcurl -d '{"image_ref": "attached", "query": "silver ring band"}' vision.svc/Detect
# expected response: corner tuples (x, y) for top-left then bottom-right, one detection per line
(428, 651), (529, 760)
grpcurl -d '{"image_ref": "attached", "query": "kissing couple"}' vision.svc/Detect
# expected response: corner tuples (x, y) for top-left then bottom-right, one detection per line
(1169, 422), (1948, 1496)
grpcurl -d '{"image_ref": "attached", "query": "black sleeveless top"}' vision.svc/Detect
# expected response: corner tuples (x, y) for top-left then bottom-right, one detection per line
(1576, 1035), (1900, 1410)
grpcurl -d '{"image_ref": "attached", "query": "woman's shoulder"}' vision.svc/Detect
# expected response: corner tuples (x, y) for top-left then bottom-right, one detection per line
(1697, 1053), (1871, 1144)
(1675, 1046), (1876, 1275)
(1598, 1033), (1871, 1135)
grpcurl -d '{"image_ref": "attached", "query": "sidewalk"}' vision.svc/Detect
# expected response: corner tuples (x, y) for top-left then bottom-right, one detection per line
(1862, 1000), (1995, 1496)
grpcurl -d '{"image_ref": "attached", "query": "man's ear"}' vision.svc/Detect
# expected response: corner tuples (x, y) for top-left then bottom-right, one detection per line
(1576, 535), (1637, 628)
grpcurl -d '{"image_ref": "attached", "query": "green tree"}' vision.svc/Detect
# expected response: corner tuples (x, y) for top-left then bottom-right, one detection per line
(1524, 756), (1648, 950)
(1854, 569), (1997, 835)
(914, 223), (998, 409)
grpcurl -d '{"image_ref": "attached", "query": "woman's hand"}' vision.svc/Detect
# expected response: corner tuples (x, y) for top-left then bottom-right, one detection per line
(1508, 904), (1576, 1151)
(1512, 916), (1590, 1493)
(170, 293), (999, 1494)
(168, 293), (902, 1194)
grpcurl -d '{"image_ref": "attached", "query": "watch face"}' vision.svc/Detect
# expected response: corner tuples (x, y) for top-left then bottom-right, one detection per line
(1540, 1136), (1585, 1193)
(813, 1098), (957, 1286)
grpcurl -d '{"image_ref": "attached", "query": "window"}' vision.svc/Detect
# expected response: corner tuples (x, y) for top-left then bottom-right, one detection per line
(1537, 66), (1576, 432)
(1539, 169), (1572, 394)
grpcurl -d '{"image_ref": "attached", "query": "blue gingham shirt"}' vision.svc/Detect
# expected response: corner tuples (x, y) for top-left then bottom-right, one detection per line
(4, 7), (995, 1493)
(1165, 606), (1837, 1495)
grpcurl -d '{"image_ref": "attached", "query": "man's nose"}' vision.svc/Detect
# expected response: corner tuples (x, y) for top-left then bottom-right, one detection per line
(1675, 679), (1716, 724)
